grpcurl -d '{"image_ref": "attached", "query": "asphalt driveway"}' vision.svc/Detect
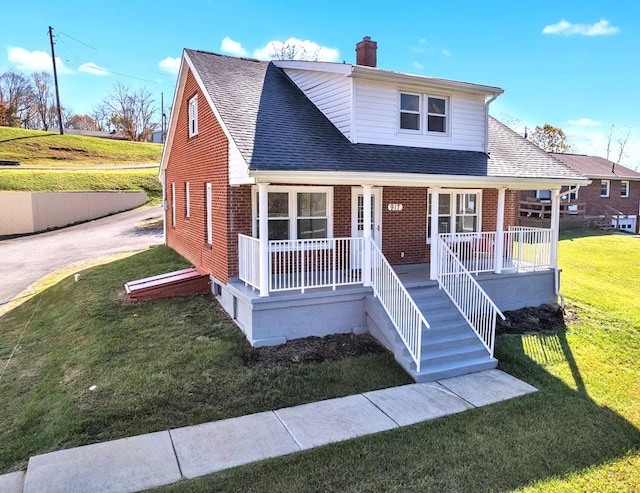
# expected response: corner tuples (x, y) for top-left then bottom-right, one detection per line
(0, 206), (163, 309)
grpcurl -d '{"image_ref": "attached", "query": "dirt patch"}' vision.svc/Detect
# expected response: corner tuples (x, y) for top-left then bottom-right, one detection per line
(247, 333), (387, 367)
(497, 304), (577, 335)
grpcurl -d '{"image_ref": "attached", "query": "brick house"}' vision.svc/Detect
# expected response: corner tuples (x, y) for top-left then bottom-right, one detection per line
(549, 153), (640, 233)
(160, 38), (588, 381)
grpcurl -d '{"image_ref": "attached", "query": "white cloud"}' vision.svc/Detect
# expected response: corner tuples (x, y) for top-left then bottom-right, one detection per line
(221, 37), (248, 57)
(253, 37), (339, 62)
(79, 62), (109, 76)
(542, 19), (619, 36)
(567, 118), (601, 127)
(412, 61), (424, 70)
(7, 46), (71, 74)
(159, 56), (181, 75)
(441, 48), (451, 57)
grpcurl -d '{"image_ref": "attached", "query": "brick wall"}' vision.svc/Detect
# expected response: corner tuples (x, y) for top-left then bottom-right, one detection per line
(382, 187), (428, 264)
(164, 69), (238, 283)
(577, 180), (640, 216)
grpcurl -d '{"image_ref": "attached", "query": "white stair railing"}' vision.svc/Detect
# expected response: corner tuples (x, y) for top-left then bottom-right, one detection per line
(238, 234), (260, 290)
(436, 236), (505, 356)
(368, 238), (429, 372)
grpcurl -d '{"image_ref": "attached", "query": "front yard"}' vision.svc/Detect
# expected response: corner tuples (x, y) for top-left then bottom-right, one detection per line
(1, 230), (639, 491)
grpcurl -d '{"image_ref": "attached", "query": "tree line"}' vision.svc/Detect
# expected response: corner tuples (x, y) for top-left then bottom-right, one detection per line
(0, 70), (159, 141)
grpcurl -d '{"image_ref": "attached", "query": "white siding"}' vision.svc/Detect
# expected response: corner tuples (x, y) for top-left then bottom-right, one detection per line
(228, 140), (251, 185)
(283, 69), (352, 140)
(354, 79), (487, 151)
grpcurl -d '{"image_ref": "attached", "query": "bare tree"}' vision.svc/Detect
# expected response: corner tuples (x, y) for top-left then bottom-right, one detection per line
(0, 71), (33, 127)
(528, 123), (573, 153)
(102, 82), (158, 141)
(91, 103), (114, 132)
(45, 104), (73, 131)
(31, 71), (52, 130)
(269, 41), (320, 61)
(606, 124), (631, 169)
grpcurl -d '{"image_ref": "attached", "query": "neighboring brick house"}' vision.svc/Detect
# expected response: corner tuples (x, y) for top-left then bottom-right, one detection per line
(550, 153), (640, 233)
(160, 38), (588, 381)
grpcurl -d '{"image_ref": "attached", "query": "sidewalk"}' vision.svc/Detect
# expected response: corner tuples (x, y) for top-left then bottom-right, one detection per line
(0, 369), (536, 493)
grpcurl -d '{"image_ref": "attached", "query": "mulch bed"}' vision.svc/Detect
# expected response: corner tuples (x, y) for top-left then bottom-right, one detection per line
(496, 303), (577, 335)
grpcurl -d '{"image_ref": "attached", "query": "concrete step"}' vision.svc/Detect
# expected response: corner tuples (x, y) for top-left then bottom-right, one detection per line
(413, 356), (498, 382)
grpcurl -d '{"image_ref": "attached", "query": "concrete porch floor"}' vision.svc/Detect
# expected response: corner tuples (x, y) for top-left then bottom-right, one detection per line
(2, 369), (537, 493)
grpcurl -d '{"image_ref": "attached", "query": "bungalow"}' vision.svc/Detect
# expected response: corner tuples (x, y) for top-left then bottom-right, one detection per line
(159, 37), (589, 382)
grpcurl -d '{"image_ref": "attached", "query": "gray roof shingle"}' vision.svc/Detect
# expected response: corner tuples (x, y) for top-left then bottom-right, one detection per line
(186, 49), (585, 182)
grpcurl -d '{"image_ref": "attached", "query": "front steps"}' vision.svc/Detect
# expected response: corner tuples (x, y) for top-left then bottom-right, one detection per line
(367, 283), (497, 382)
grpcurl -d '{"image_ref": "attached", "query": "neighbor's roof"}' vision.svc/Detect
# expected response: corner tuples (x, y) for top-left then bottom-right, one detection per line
(184, 49), (586, 183)
(550, 153), (640, 180)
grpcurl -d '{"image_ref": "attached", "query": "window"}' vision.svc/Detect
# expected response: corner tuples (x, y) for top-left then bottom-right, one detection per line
(400, 93), (421, 131)
(600, 180), (610, 197)
(188, 95), (198, 137)
(427, 97), (447, 133)
(254, 187), (332, 241)
(185, 182), (190, 217)
(427, 190), (481, 239)
(536, 189), (552, 201)
(621, 181), (629, 198)
(205, 183), (212, 244)
(560, 188), (578, 201)
(171, 182), (176, 227)
(399, 92), (448, 134)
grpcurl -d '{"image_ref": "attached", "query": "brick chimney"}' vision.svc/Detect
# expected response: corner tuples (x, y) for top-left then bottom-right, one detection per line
(355, 36), (377, 67)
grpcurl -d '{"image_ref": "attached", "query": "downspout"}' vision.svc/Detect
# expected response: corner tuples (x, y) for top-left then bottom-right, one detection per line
(484, 93), (500, 153)
(553, 185), (582, 310)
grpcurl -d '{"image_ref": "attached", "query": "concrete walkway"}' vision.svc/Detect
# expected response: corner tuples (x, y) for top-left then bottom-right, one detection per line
(0, 369), (536, 493)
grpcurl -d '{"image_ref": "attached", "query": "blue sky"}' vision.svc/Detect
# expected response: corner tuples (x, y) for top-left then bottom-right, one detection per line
(2, 0), (639, 167)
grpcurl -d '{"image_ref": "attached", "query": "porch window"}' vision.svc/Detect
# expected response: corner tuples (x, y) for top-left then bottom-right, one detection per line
(621, 181), (629, 198)
(427, 190), (482, 239)
(255, 187), (333, 241)
(601, 180), (610, 197)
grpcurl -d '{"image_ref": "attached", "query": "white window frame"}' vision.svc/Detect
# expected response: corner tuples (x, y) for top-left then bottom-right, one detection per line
(185, 182), (190, 218)
(600, 179), (610, 198)
(561, 188), (578, 201)
(621, 181), (629, 198)
(252, 186), (334, 242)
(206, 182), (212, 245)
(536, 189), (552, 201)
(188, 95), (198, 137)
(171, 182), (176, 228)
(427, 189), (483, 242)
(398, 90), (449, 136)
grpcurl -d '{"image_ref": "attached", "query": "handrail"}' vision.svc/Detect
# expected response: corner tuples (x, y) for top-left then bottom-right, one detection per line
(436, 236), (504, 357)
(238, 234), (260, 290)
(368, 238), (429, 373)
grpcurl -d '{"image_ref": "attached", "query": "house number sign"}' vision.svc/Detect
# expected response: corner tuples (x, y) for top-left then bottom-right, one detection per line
(387, 203), (403, 211)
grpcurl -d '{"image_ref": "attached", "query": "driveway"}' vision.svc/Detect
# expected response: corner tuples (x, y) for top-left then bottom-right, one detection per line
(0, 206), (163, 309)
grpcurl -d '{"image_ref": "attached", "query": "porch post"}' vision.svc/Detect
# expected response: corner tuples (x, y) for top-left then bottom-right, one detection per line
(494, 187), (506, 274)
(550, 189), (560, 269)
(362, 184), (372, 286)
(429, 188), (440, 280)
(258, 182), (269, 297)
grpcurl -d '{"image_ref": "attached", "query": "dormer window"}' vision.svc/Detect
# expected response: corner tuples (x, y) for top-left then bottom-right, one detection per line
(188, 95), (198, 137)
(399, 92), (448, 135)
(400, 93), (421, 131)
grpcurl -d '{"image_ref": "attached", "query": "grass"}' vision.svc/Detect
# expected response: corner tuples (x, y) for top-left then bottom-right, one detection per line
(0, 168), (163, 205)
(0, 246), (410, 473)
(150, 229), (640, 492)
(0, 126), (162, 166)
(1, 231), (639, 491)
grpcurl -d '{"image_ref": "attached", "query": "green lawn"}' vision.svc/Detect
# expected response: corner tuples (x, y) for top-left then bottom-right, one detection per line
(0, 247), (410, 473)
(0, 168), (163, 205)
(0, 126), (162, 166)
(1, 231), (639, 491)
(153, 230), (640, 492)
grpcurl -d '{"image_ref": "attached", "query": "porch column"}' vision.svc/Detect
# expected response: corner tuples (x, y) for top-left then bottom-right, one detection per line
(550, 189), (560, 269)
(494, 187), (506, 274)
(429, 188), (440, 280)
(258, 182), (270, 297)
(362, 184), (372, 287)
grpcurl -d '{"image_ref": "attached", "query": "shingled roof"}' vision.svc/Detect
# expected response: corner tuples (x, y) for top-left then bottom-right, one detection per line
(185, 49), (585, 182)
(549, 153), (640, 180)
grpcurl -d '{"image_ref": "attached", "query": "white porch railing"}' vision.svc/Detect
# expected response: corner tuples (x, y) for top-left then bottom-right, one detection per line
(505, 227), (552, 272)
(269, 237), (364, 292)
(238, 234), (261, 290)
(436, 236), (505, 356)
(369, 238), (429, 372)
(439, 227), (552, 274)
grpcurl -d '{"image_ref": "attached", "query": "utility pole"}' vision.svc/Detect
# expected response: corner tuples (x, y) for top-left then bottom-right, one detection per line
(49, 26), (64, 135)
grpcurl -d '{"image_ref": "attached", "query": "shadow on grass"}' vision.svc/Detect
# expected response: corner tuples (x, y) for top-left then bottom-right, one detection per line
(560, 227), (610, 241)
(156, 327), (640, 493)
(0, 133), (56, 143)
